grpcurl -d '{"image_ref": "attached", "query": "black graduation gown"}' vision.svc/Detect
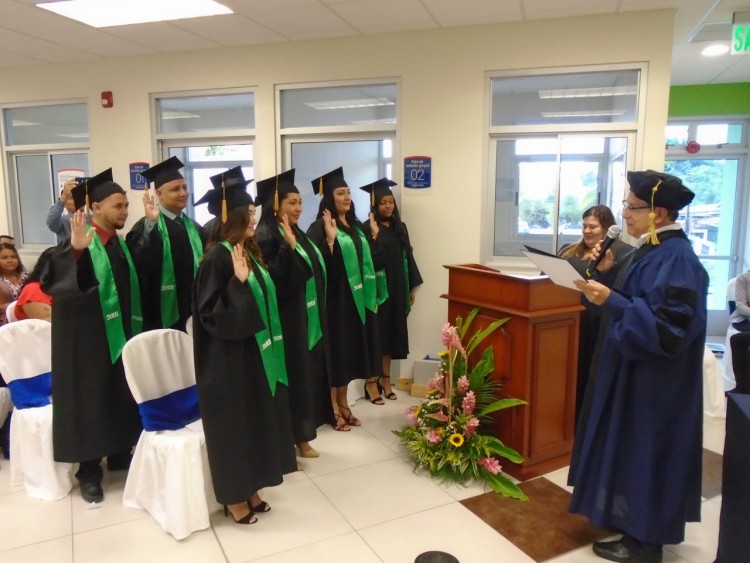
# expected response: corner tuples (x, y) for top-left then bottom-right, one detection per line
(41, 239), (142, 463)
(192, 244), (296, 505)
(256, 223), (334, 441)
(126, 216), (206, 332)
(307, 220), (383, 387)
(362, 221), (422, 359)
(558, 239), (632, 422)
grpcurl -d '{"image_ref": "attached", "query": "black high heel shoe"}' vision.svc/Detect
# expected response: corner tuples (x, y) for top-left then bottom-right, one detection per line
(378, 376), (397, 400)
(224, 504), (258, 525)
(248, 500), (271, 513)
(364, 380), (384, 405)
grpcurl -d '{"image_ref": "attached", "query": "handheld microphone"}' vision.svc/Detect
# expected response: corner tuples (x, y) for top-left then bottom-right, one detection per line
(585, 225), (622, 278)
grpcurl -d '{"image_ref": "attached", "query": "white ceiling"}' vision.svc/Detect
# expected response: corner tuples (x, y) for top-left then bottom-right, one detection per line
(0, 0), (749, 85)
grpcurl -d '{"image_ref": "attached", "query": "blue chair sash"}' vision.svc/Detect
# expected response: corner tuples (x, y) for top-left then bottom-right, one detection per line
(7, 372), (52, 409)
(137, 385), (201, 431)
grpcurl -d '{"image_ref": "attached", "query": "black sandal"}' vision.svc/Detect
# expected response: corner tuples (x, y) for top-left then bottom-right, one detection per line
(364, 380), (384, 405)
(224, 505), (258, 525)
(378, 377), (397, 400)
(339, 405), (361, 426)
(249, 500), (271, 513)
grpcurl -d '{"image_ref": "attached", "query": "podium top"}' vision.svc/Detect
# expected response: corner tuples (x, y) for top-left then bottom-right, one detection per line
(442, 263), (582, 315)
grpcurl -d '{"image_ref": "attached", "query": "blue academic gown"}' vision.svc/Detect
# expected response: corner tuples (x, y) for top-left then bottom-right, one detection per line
(568, 230), (708, 545)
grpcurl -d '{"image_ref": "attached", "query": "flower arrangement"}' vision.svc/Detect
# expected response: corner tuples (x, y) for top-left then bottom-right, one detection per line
(394, 308), (528, 500)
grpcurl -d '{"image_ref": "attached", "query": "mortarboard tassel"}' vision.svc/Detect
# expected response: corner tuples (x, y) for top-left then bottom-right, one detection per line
(370, 186), (375, 208)
(648, 179), (663, 245)
(319, 177), (323, 196)
(84, 180), (90, 214)
(221, 175), (228, 224)
(274, 176), (279, 212)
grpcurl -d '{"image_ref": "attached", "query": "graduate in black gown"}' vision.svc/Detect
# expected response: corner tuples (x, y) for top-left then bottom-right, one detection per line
(360, 178), (422, 401)
(306, 167), (383, 430)
(126, 157), (206, 332)
(41, 169), (142, 503)
(255, 169), (334, 454)
(192, 167), (297, 525)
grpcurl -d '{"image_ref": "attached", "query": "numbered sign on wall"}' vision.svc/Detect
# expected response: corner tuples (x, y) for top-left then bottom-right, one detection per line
(404, 156), (431, 189)
(130, 162), (149, 190)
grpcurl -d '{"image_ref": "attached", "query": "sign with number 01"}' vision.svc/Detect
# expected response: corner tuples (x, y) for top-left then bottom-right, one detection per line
(129, 162), (149, 190)
(404, 156), (431, 188)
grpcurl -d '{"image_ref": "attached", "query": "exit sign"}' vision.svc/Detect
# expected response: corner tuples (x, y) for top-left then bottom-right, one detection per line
(733, 12), (750, 55)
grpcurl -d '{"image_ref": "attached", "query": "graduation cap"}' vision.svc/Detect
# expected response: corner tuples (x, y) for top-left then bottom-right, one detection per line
(256, 169), (298, 212)
(194, 166), (254, 223)
(142, 156), (184, 189)
(311, 167), (347, 197)
(626, 170), (695, 245)
(359, 177), (397, 207)
(71, 168), (123, 212)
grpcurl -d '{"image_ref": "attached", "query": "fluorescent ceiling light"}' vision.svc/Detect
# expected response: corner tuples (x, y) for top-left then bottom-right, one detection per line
(162, 110), (200, 120)
(305, 98), (395, 110)
(351, 118), (397, 125)
(36, 0), (232, 28)
(701, 44), (729, 56)
(541, 110), (626, 118)
(538, 86), (636, 99)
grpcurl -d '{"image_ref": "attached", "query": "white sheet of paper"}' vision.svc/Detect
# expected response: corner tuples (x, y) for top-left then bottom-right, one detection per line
(522, 251), (584, 291)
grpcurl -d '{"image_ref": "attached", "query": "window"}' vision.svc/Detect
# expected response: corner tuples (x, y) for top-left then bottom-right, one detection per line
(664, 118), (749, 332)
(2, 102), (89, 246)
(485, 67), (641, 264)
(278, 81), (397, 230)
(153, 90), (255, 226)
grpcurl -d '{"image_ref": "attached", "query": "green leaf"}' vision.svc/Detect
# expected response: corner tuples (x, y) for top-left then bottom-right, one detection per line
(465, 317), (510, 356)
(477, 397), (527, 417)
(486, 472), (528, 501)
(458, 308), (480, 340)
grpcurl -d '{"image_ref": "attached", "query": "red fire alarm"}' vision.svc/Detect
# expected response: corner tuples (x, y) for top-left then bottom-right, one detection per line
(686, 140), (700, 153)
(101, 91), (113, 108)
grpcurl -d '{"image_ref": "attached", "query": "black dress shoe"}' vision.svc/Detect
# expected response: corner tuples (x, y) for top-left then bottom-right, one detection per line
(593, 539), (662, 563)
(79, 481), (104, 503)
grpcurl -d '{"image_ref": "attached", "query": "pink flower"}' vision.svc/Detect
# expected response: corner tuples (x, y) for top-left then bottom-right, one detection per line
(480, 457), (502, 475)
(457, 375), (469, 394)
(406, 408), (419, 427)
(441, 323), (456, 347)
(425, 429), (443, 444)
(465, 416), (480, 437)
(427, 372), (444, 393)
(462, 391), (476, 415)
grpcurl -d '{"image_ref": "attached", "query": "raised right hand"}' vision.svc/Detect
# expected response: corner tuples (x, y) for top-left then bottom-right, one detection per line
(231, 243), (250, 283)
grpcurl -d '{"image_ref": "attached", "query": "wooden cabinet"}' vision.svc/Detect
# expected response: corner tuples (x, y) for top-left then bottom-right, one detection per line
(442, 264), (583, 481)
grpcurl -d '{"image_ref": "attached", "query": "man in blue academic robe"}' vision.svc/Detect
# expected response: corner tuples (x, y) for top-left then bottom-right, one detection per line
(569, 170), (708, 563)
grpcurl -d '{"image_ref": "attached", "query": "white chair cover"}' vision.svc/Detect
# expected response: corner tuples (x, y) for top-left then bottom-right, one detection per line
(0, 388), (11, 427)
(723, 277), (738, 391)
(184, 315), (193, 336)
(5, 300), (18, 322)
(121, 329), (219, 540)
(0, 319), (74, 500)
(703, 346), (726, 418)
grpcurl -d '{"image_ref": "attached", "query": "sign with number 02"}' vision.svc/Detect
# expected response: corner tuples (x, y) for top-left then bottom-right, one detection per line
(404, 156), (431, 188)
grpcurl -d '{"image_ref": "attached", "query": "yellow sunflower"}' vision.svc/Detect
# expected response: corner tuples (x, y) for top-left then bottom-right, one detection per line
(449, 433), (464, 447)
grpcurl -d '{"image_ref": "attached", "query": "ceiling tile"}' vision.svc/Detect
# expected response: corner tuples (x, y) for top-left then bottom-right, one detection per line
(330, 0), (435, 34)
(0, 26), (98, 63)
(172, 14), (287, 46)
(423, 0), (522, 26)
(247, 3), (355, 39)
(105, 22), (222, 52)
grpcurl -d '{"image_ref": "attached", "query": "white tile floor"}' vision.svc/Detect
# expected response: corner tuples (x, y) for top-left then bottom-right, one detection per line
(0, 397), (726, 563)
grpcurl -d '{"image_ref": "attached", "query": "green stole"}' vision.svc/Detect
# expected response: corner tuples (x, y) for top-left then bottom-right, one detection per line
(337, 225), (377, 324)
(285, 225), (326, 350)
(156, 214), (203, 328)
(88, 231), (143, 363)
(221, 242), (287, 396)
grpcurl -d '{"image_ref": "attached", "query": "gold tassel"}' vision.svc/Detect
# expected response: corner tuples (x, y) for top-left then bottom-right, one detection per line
(221, 175), (228, 224)
(370, 188), (375, 208)
(648, 179), (663, 245)
(273, 176), (279, 212)
(319, 178), (323, 195)
(84, 180), (90, 214)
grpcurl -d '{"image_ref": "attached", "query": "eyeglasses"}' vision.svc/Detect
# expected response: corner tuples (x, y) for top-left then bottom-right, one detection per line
(621, 200), (650, 211)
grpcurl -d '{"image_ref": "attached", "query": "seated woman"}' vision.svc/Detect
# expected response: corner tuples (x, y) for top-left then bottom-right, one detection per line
(730, 270), (750, 332)
(14, 247), (55, 322)
(558, 205), (631, 423)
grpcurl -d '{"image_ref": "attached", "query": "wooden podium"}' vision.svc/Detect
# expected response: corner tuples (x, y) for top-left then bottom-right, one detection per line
(442, 264), (583, 481)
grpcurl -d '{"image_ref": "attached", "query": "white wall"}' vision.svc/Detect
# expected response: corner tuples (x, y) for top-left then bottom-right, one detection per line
(0, 10), (674, 375)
